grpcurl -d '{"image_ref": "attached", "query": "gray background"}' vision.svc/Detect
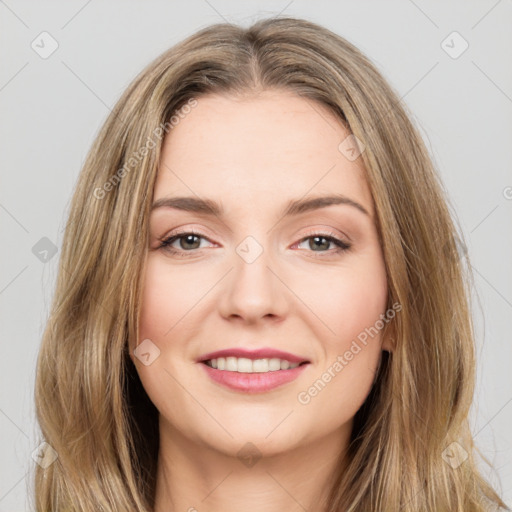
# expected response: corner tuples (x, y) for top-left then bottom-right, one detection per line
(1, 1), (511, 510)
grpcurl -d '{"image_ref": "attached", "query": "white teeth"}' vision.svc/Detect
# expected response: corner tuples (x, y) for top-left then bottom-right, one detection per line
(206, 357), (302, 372)
(237, 357), (253, 373)
(252, 359), (268, 373)
(268, 358), (281, 371)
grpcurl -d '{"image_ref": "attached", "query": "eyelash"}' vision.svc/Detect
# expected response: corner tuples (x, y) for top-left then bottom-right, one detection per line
(157, 228), (351, 259)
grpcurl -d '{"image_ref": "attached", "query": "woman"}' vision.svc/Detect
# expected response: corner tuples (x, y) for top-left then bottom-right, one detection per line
(33, 16), (509, 512)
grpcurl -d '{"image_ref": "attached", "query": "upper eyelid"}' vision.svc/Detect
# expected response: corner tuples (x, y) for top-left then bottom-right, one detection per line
(160, 228), (214, 244)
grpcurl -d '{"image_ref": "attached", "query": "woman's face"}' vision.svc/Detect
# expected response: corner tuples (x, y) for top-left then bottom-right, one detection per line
(132, 90), (391, 457)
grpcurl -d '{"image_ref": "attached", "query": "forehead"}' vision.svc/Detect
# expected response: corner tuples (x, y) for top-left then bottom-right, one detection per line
(154, 90), (373, 217)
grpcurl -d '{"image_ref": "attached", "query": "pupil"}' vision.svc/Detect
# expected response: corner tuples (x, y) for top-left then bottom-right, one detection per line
(311, 236), (328, 251)
(183, 235), (200, 249)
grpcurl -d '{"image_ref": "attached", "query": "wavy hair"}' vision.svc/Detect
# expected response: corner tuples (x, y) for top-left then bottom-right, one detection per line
(33, 16), (509, 512)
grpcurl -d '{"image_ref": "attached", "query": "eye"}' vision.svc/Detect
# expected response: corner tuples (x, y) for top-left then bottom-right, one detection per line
(294, 231), (351, 257)
(158, 229), (214, 258)
(157, 229), (351, 258)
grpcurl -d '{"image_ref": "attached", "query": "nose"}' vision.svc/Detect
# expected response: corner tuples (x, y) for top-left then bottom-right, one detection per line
(217, 237), (288, 324)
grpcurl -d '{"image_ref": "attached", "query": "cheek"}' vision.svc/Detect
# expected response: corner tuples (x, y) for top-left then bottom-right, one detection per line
(137, 256), (197, 344)
(133, 257), (199, 416)
(335, 269), (388, 342)
(299, 253), (388, 351)
(298, 250), (387, 398)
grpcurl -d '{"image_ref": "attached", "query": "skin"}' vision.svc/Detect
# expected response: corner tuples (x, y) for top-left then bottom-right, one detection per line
(130, 90), (392, 512)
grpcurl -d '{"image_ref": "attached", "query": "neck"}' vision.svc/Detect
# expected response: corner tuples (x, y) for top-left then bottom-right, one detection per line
(153, 416), (351, 512)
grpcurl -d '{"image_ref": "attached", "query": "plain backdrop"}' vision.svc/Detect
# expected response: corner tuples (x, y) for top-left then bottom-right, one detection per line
(1, 1), (511, 510)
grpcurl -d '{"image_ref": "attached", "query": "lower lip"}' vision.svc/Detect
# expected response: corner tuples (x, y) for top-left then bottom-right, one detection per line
(199, 362), (309, 393)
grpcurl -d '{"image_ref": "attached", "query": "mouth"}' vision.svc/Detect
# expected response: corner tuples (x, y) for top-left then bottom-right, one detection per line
(196, 349), (311, 393)
(197, 347), (310, 367)
(201, 357), (310, 373)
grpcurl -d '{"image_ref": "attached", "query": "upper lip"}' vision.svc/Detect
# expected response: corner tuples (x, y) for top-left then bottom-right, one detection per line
(197, 348), (310, 364)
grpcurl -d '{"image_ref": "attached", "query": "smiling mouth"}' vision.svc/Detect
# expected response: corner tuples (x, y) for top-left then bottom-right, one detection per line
(202, 357), (310, 373)
(199, 356), (311, 393)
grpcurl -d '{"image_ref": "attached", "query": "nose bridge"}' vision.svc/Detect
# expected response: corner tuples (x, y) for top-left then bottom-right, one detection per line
(219, 232), (287, 321)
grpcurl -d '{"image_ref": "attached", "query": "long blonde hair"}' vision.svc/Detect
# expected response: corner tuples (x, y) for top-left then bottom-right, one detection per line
(33, 16), (508, 511)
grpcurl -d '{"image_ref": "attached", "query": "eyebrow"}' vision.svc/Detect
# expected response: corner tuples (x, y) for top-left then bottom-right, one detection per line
(151, 194), (370, 217)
